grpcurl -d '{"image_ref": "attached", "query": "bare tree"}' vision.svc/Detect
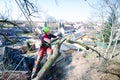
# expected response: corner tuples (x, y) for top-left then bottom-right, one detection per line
(99, 0), (120, 61)
(0, 0), (42, 42)
(82, 0), (120, 65)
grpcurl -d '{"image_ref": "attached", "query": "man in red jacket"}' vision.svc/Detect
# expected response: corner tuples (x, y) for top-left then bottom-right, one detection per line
(31, 26), (58, 78)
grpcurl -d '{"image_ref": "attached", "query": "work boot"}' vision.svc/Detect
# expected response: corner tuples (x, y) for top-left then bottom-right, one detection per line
(31, 72), (37, 79)
(31, 57), (42, 79)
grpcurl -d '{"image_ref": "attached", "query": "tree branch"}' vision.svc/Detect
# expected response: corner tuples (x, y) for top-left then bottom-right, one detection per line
(67, 40), (107, 60)
(111, 52), (120, 59)
(0, 20), (18, 26)
(0, 32), (15, 44)
(0, 20), (27, 32)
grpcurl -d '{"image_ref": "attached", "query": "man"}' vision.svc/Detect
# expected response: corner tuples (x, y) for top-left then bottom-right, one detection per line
(31, 26), (59, 78)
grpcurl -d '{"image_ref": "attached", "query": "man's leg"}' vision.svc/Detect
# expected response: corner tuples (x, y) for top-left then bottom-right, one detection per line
(46, 47), (53, 60)
(31, 47), (45, 79)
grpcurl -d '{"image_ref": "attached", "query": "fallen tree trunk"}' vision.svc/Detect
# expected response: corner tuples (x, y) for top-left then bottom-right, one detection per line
(32, 39), (66, 80)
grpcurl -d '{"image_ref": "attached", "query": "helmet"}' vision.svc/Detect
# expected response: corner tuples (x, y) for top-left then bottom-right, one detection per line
(42, 26), (50, 33)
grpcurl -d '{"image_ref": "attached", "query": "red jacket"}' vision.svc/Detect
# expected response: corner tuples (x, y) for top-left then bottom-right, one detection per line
(40, 33), (56, 47)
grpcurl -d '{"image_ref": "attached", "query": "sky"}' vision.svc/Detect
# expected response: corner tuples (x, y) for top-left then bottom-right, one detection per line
(37, 0), (93, 22)
(0, 0), (97, 22)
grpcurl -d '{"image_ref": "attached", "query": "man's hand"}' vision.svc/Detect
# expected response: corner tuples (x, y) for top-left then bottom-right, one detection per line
(56, 36), (62, 40)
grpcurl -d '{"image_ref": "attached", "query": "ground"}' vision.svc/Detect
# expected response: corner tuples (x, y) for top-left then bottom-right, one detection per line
(58, 51), (120, 80)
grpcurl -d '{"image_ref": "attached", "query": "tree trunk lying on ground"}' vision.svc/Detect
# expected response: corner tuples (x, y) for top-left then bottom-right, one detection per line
(32, 39), (66, 80)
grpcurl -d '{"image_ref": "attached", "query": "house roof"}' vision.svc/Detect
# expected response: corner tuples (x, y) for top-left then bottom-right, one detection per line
(70, 33), (85, 41)
(60, 44), (78, 51)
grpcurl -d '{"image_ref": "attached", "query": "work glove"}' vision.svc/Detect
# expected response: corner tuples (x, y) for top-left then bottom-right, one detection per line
(56, 36), (62, 40)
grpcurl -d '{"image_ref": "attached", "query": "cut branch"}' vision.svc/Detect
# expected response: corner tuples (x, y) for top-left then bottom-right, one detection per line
(111, 52), (120, 59)
(67, 40), (107, 60)
(0, 20), (18, 26)
(0, 32), (15, 44)
(0, 20), (25, 32)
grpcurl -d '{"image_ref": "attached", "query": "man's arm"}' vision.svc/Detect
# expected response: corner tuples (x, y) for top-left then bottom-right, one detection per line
(50, 33), (57, 38)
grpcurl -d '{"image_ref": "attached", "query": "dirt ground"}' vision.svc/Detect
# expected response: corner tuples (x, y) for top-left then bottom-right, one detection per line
(59, 51), (120, 80)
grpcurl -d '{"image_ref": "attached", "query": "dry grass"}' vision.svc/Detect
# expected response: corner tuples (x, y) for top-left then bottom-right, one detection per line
(59, 51), (120, 80)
